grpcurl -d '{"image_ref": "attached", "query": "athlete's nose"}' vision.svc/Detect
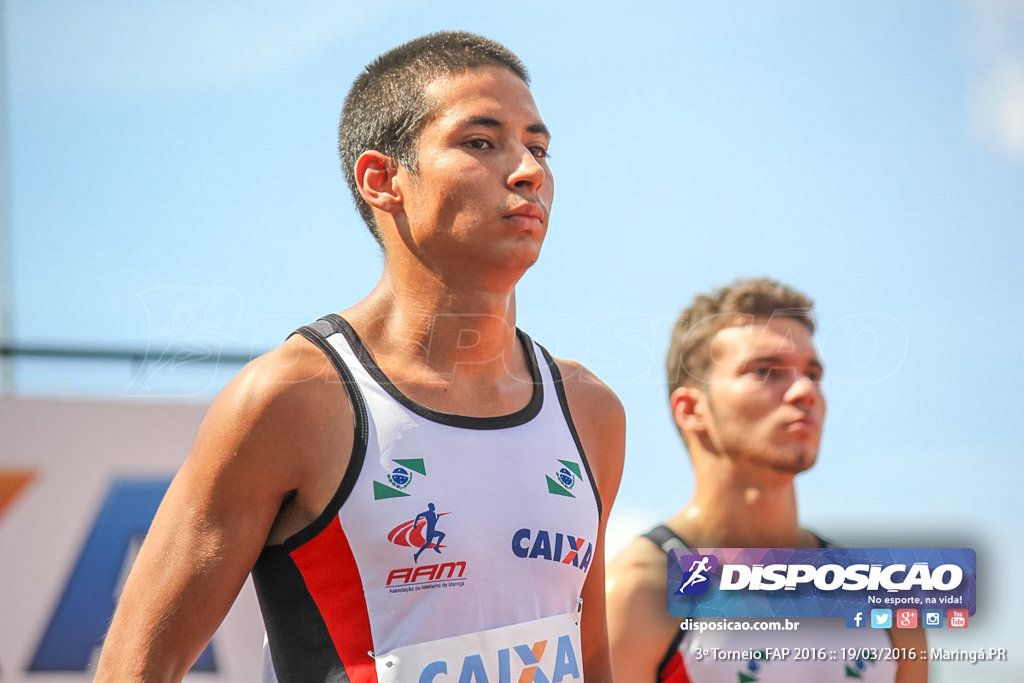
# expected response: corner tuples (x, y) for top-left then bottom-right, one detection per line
(507, 146), (547, 192)
(785, 373), (823, 409)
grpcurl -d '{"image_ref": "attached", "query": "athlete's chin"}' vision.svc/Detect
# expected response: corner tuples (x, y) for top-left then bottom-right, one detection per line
(496, 241), (544, 273)
(766, 449), (819, 475)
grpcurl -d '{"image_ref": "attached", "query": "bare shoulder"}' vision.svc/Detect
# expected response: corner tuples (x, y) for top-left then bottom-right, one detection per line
(551, 357), (625, 500)
(200, 335), (348, 462)
(552, 357), (624, 421)
(607, 535), (676, 617)
(607, 536), (682, 680)
(218, 333), (344, 424)
(93, 335), (354, 679)
(188, 333), (355, 544)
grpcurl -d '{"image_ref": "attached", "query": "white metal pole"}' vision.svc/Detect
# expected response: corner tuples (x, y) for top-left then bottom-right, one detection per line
(0, 0), (12, 392)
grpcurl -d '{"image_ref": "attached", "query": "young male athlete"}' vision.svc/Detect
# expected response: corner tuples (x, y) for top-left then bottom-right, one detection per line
(95, 31), (624, 682)
(605, 278), (926, 683)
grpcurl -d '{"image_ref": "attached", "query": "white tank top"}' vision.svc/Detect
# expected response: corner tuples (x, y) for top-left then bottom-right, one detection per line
(254, 315), (601, 682)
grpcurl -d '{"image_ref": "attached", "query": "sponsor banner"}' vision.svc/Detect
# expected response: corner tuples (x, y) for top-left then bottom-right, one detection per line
(374, 610), (583, 683)
(667, 547), (975, 619)
(1, 396), (264, 683)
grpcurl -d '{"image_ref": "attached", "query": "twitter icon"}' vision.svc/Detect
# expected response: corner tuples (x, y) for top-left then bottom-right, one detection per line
(871, 609), (893, 629)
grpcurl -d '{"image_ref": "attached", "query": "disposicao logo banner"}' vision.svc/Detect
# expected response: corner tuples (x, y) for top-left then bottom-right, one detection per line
(667, 548), (976, 619)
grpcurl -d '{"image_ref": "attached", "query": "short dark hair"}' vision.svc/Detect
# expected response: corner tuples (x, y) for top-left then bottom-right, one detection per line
(339, 31), (530, 243)
(666, 278), (816, 394)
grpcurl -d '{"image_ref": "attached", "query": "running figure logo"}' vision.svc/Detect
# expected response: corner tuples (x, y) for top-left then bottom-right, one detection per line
(676, 554), (718, 595)
(412, 503), (446, 563)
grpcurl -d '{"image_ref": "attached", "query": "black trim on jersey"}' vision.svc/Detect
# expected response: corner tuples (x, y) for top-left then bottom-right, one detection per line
(539, 345), (604, 520)
(252, 318), (372, 681)
(654, 529), (690, 683)
(643, 524), (689, 554)
(642, 524), (833, 553)
(323, 313), (545, 430)
(642, 525), (688, 683)
(251, 551), (349, 683)
(263, 319), (370, 552)
(658, 627), (686, 678)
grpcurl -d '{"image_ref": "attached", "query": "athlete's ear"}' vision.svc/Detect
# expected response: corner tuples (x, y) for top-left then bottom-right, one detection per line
(355, 150), (403, 215)
(671, 386), (707, 435)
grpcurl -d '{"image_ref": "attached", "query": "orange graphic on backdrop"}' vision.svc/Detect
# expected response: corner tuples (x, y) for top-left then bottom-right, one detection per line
(0, 469), (36, 519)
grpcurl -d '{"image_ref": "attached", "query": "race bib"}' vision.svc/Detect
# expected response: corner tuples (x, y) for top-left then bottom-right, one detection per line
(373, 610), (584, 683)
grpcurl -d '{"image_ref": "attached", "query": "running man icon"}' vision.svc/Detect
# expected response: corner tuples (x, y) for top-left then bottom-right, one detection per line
(412, 503), (446, 563)
(678, 556), (712, 594)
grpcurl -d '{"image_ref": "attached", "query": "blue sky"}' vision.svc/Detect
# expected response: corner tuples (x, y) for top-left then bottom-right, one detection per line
(3, 2), (1023, 679)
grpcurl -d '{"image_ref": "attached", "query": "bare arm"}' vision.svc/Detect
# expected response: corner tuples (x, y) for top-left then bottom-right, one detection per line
(606, 538), (683, 683)
(94, 337), (351, 682)
(558, 358), (625, 683)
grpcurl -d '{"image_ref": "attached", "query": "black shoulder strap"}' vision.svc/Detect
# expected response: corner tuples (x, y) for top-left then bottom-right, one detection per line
(811, 531), (832, 548)
(260, 316), (369, 552)
(289, 316), (352, 385)
(644, 524), (691, 681)
(295, 316), (341, 341)
(642, 524), (689, 554)
(644, 524), (832, 551)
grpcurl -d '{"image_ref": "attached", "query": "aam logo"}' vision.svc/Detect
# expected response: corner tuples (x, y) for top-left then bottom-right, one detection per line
(386, 506), (467, 588)
(388, 504), (449, 560)
(419, 634), (580, 682)
(386, 561), (468, 588)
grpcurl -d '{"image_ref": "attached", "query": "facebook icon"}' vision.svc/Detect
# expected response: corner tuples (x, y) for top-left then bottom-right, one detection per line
(846, 610), (867, 629)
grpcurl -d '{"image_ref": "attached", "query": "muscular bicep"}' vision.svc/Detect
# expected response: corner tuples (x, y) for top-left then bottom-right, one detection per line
(95, 340), (351, 681)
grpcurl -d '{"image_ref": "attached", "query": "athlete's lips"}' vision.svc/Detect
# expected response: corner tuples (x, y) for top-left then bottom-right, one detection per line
(503, 203), (546, 224)
(785, 415), (819, 434)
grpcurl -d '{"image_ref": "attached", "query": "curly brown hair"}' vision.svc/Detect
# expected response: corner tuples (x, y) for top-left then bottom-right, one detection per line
(666, 278), (815, 394)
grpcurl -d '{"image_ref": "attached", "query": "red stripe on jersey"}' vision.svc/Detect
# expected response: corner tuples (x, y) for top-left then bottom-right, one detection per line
(291, 517), (377, 683)
(661, 651), (692, 683)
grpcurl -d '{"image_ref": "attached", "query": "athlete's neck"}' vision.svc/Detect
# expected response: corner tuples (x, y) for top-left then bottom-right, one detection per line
(341, 275), (531, 415)
(668, 476), (815, 548)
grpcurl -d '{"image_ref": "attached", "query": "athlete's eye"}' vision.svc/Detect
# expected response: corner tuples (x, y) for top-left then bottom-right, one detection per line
(464, 139), (493, 150)
(749, 366), (795, 383)
(529, 146), (550, 159)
